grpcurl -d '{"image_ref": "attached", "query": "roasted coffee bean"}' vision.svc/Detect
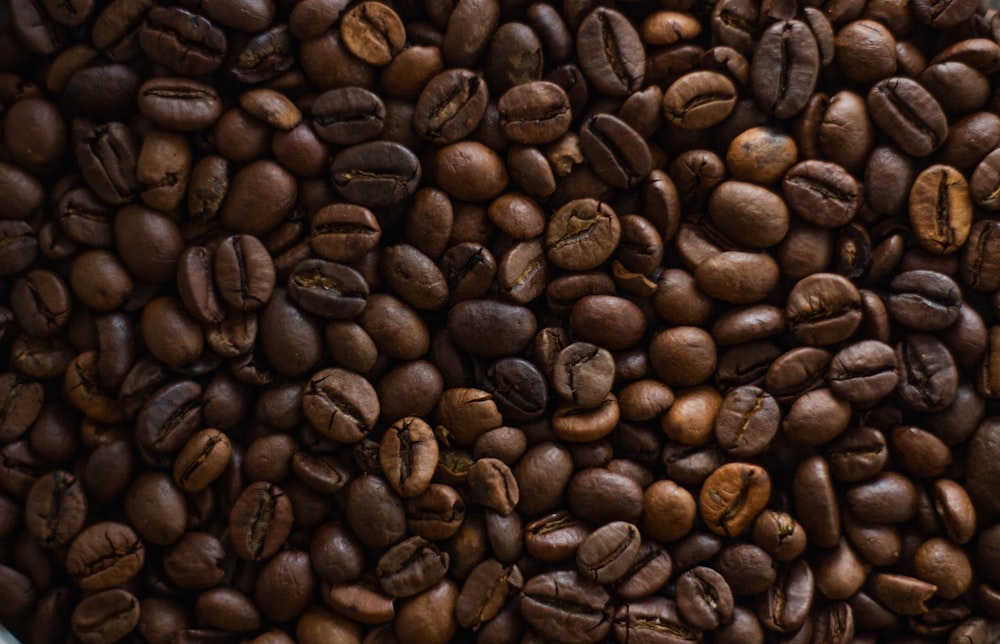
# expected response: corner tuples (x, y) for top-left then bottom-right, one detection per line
(551, 342), (615, 409)
(138, 77), (221, 132)
(140, 7), (226, 77)
(214, 234), (276, 312)
(752, 20), (820, 118)
(663, 71), (738, 130)
(757, 560), (814, 633)
(868, 77), (948, 157)
(700, 462), (771, 537)
(288, 259), (368, 319)
(708, 181), (789, 249)
(71, 588), (140, 644)
(499, 81), (571, 145)
(520, 570), (611, 643)
(377, 535), (449, 598)
(312, 87), (386, 146)
(576, 8), (644, 98)
(786, 273), (862, 346)
(908, 164), (973, 254)
(828, 341), (898, 405)
(896, 334), (958, 411)
(24, 470), (87, 548)
(172, 428), (231, 493)
(379, 417), (439, 499)
(676, 565), (734, 629)
(331, 141), (421, 208)
(455, 559), (522, 629)
(887, 270), (962, 330)
(229, 482), (294, 561)
(714, 386), (779, 456)
(783, 161), (860, 228)
(340, 1), (404, 66)
(577, 521), (641, 583)
(303, 368), (380, 443)
(66, 521), (144, 590)
(580, 114), (651, 189)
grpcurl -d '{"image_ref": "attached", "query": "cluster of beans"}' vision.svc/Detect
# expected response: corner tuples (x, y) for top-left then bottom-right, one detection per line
(6, 0), (1000, 641)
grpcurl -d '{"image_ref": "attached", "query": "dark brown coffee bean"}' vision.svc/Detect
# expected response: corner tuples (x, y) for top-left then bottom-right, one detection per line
(173, 428), (231, 493)
(663, 71), (738, 130)
(897, 334), (958, 412)
(377, 535), (450, 598)
(828, 340), (899, 404)
(71, 588), (140, 644)
(214, 234), (275, 312)
(379, 417), (439, 499)
(786, 273), (862, 345)
(577, 521), (641, 583)
(868, 573), (936, 616)
(66, 521), (144, 590)
(312, 86), (386, 146)
(752, 20), (819, 118)
(138, 77), (221, 131)
(303, 367), (380, 444)
(576, 8), (645, 98)
(25, 470), (87, 549)
(520, 570), (611, 643)
(140, 7), (226, 76)
(579, 114), (651, 189)
(229, 482), (294, 561)
(455, 559), (522, 630)
(288, 259), (368, 319)
(714, 386), (779, 456)
(887, 270), (962, 330)
(340, 1), (404, 66)
(676, 566), (734, 630)
(827, 431), (887, 492)
(868, 77), (948, 157)
(331, 141), (421, 208)
(783, 161), (860, 228)
(757, 560), (814, 633)
(498, 81), (571, 145)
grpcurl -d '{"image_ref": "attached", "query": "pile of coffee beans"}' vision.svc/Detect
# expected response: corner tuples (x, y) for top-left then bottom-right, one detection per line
(6, 0), (1000, 641)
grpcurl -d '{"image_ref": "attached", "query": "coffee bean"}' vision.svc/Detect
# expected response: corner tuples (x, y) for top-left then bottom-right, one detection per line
(140, 7), (226, 77)
(868, 77), (948, 157)
(714, 386), (779, 456)
(757, 560), (814, 633)
(138, 77), (221, 132)
(455, 559), (523, 629)
(676, 566), (734, 629)
(71, 588), (140, 644)
(576, 521), (641, 583)
(378, 417), (439, 499)
(908, 164), (973, 254)
(576, 8), (645, 98)
(303, 367), (380, 444)
(377, 535), (449, 598)
(331, 141), (421, 208)
(786, 273), (862, 346)
(24, 470), (87, 548)
(340, 2), (405, 66)
(497, 81), (571, 146)
(663, 71), (738, 130)
(312, 86), (386, 146)
(229, 482), (294, 561)
(825, 426), (889, 483)
(700, 462), (771, 537)
(752, 20), (819, 118)
(520, 570), (611, 643)
(172, 428), (231, 493)
(66, 521), (145, 590)
(783, 160), (860, 228)
(613, 596), (700, 643)
(897, 333), (959, 411)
